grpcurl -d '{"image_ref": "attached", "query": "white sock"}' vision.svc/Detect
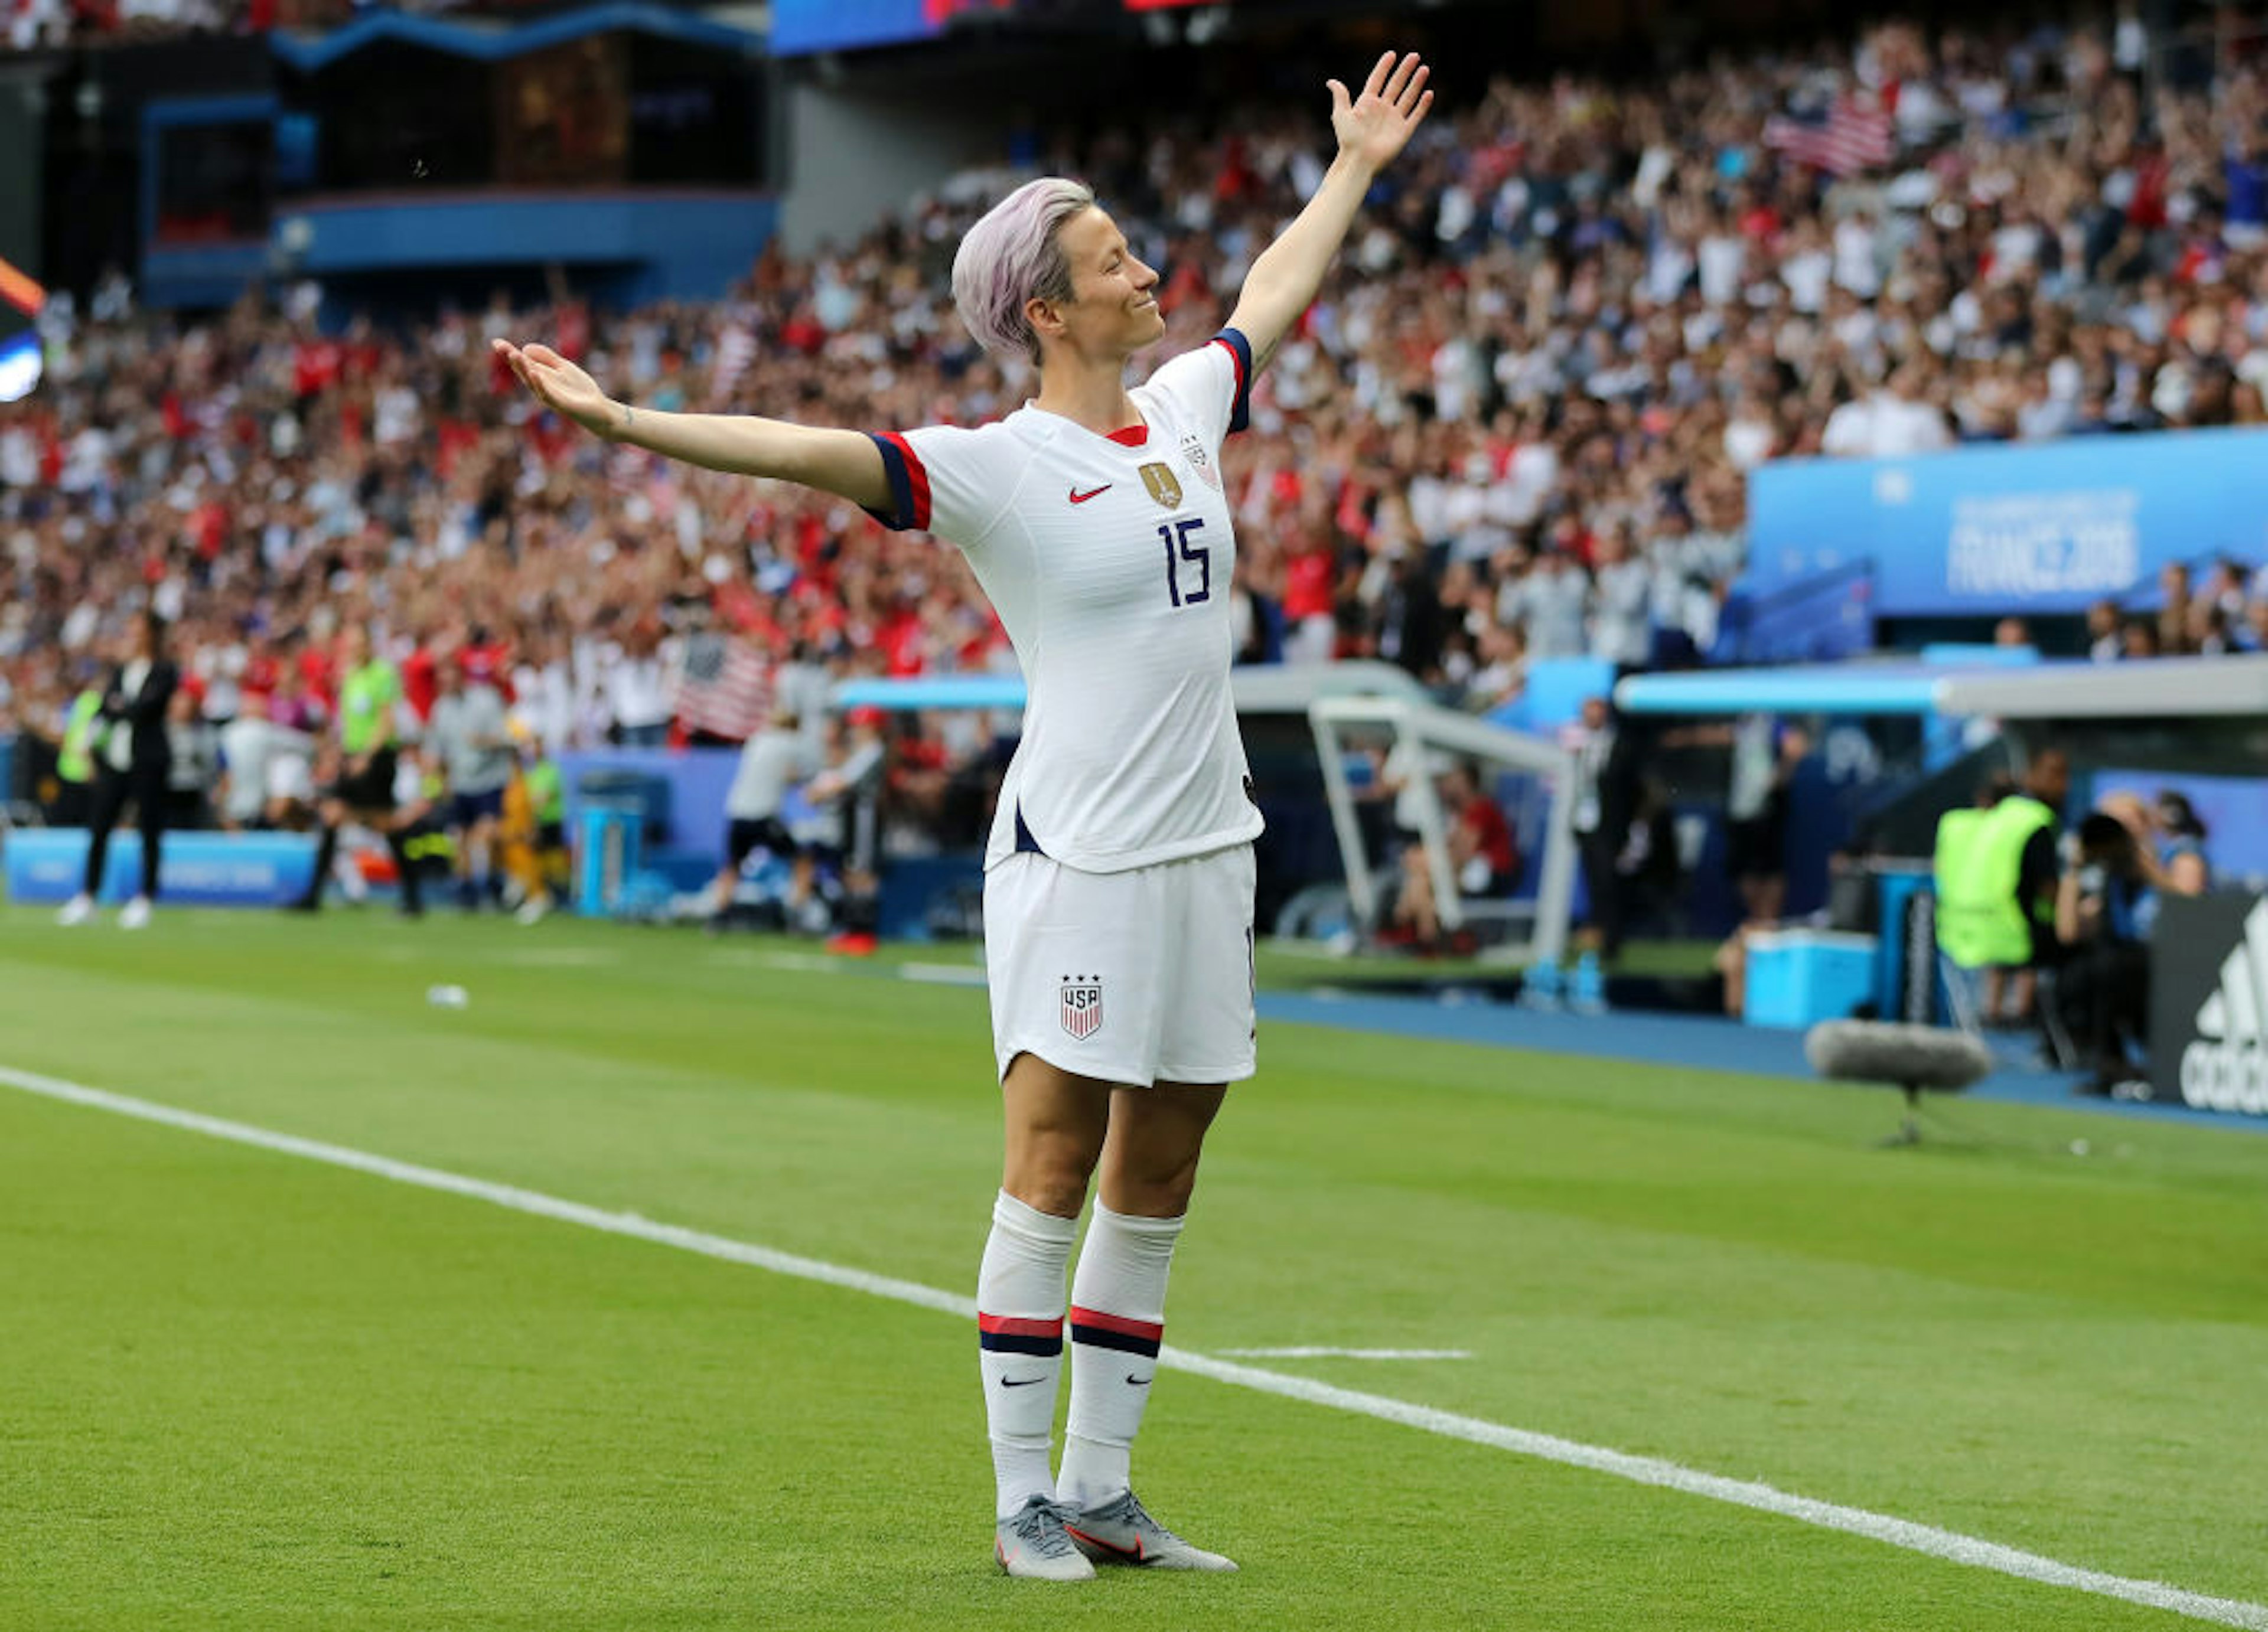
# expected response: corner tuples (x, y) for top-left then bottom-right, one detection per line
(1058, 1203), (1183, 1511)
(976, 1189), (1077, 1520)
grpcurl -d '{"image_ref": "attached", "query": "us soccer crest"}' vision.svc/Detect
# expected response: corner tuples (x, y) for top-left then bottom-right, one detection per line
(1179, 433), (1221, 492)
(1138, 462), (1184, 509)
(1059, 974), (1104, 1040)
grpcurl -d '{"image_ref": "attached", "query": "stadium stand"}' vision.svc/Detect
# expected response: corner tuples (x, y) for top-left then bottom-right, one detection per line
(9, 15), (2268, 749)
(4, 6), (2268, 996)
(3, 0), (315, 51)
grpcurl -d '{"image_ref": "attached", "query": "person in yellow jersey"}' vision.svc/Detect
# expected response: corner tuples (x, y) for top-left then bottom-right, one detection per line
(288, 622), (425, 916)
(499, 730), (569, 925)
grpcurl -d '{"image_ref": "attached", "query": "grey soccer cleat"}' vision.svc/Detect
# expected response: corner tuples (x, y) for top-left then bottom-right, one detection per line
(994, 1494), (1097, 1581)
(1064, 1490), (1237, 1571)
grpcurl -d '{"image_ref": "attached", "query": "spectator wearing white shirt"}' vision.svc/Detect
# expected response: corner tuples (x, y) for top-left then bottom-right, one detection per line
(1821, 362), (1953, 458)
(1504, 543), (1591, 661)
(1588, 525), (1655, 669)
(606, 623), (673, 748)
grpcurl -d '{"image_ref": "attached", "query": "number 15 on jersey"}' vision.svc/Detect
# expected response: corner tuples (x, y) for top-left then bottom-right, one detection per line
(1159, 518), (1211, 608)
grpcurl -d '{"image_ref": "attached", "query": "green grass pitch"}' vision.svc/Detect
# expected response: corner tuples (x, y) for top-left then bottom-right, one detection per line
(2, 905), (2265, 1630)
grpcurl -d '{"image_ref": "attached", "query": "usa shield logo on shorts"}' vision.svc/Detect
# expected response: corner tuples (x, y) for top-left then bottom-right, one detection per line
(1138, 462), (1184, 510)
(1060, 975), (1104, 1040)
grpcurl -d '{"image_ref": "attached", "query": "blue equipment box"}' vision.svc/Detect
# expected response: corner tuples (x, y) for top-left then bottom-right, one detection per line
(1743, 930), (1879, 1029)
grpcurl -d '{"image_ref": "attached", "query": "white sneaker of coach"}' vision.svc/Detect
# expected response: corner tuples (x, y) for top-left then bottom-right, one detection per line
(56, 893), (96, 927)
(119, 896), (152, 931)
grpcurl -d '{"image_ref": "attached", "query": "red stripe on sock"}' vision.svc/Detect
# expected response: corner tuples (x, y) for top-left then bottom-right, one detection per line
(1067, 1305), (1164, 1342)
(977, 1313), (1064, 1338)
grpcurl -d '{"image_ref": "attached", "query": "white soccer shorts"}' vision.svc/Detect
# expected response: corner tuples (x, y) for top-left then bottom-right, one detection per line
(983, 843), (1257, 1089)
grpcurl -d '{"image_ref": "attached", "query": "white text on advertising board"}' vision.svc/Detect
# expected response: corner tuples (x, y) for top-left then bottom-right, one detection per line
(1944, 489), (2140, 598)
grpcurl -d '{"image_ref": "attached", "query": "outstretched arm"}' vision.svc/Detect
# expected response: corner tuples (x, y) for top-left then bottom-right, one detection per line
(1227, 50), (1433, 376)
(491, 340), (891, 511)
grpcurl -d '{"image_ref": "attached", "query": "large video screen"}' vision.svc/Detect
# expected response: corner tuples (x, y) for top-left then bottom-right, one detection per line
(303, 43), (497, 190)
(284, 31), (762, 193)
(0, 255), (41, 403)
(154, 118), (274, 244)
(627, 35), (762, 185)
(494, 37), (629, 187)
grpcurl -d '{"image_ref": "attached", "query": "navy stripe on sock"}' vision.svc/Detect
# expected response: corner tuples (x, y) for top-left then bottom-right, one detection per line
(1069, 1322), (1162, 1359)
(979, 1330), (1064, 1357)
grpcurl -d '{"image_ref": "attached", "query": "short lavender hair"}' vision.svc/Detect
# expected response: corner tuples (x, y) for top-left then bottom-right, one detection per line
(951, 177), (1097, 365)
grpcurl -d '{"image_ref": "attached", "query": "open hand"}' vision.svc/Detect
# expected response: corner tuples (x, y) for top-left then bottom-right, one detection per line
(491, 339), (619, 439)
(1328, 50), (1433, 174)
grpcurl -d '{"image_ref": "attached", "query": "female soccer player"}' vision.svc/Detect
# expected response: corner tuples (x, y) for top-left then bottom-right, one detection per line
(496, 48), (1432, 1580)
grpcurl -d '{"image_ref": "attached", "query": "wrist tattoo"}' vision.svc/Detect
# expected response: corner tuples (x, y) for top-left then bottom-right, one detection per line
(620, 402), (636, 437)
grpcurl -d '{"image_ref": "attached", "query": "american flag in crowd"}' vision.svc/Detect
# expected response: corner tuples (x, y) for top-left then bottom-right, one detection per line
(1763, 97), (1895, 177)
(710, 323), (758, 406)
(673, 632), (773, 742)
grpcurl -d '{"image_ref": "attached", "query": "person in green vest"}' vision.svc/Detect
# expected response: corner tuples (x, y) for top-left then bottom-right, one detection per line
(287, 622), (425, 916)
(1935, 749), (2070, 1024)
(395, 759), (455, 883)
(1934, 775), (2011, 1012)
(53, 684), (104, 827)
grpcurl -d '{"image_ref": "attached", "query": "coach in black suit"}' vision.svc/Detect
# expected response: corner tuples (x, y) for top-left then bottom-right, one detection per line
(73, 611), (178, 922)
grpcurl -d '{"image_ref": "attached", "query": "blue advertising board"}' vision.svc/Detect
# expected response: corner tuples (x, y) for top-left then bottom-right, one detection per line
(1748, 427), (2268, 618)
(556, 748), (740, 862)
(770, 0), (941, 55)
(2088, 768), (2268, 893)
(4, 830), (318, 906)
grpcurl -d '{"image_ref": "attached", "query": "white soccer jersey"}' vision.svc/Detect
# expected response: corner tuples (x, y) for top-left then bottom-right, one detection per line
(866, 329), (1263, 874)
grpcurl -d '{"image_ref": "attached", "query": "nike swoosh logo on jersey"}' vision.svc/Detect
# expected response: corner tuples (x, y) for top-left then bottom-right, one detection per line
(1068, 485), (1112, 504)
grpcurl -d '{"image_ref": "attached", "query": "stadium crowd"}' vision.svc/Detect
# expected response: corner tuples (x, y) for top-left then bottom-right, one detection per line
(5, 0), (339, 52)
(8, 11), (2268, 836)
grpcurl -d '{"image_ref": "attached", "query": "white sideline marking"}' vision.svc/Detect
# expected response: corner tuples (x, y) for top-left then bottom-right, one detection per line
(752, 951), (843, 974)
(497, 947), (621, 968)
(900, 962), (989, 987)
(1217, 1346), (1474, 1360)
(4, 1062), (2264, 1631)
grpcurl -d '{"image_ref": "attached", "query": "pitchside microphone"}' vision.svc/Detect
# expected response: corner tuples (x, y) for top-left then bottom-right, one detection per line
(1805, 1020), (1993, 1147)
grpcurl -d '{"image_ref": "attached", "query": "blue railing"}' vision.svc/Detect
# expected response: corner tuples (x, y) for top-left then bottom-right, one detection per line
(1716, 557), (1877, 666)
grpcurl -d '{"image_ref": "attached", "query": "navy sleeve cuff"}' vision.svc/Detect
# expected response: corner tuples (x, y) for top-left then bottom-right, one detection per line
(1214, 328), (1254, 436)
(862, 432), (927, 531)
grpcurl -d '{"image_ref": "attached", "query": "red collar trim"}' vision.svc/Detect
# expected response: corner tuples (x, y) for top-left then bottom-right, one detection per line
(1106, 424), (1149, 448)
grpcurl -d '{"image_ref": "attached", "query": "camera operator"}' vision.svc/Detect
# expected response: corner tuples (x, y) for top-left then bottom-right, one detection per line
(2054, 812), (2152, 1095)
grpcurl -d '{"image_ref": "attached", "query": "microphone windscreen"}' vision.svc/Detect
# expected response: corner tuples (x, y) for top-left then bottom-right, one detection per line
(1806, 1020), (1993, 1091)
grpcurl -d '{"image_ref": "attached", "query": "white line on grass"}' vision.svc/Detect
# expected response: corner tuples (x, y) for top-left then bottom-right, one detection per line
(752, 950), (846, 974)
(4, 1061), (2263, 1632)
(1217, 1347), (1474, 1360)
(900, 962), (990, 987)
